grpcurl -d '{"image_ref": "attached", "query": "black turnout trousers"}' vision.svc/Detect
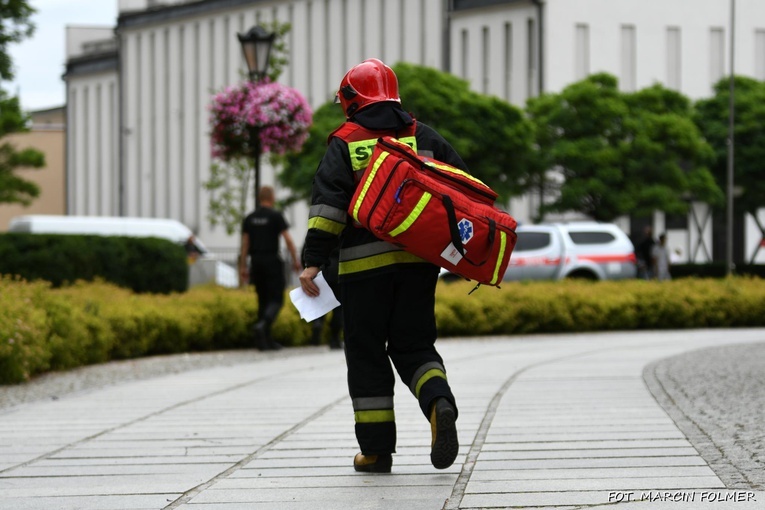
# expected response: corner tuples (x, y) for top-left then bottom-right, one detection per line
(340, 263), (457, 455)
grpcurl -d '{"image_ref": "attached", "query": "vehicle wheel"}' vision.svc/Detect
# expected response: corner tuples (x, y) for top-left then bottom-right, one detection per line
(565, 270), (598, 281)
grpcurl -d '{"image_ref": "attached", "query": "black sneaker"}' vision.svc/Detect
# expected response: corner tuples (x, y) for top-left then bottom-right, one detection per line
(353, 453), (392, 473)
(429, 398), (459, 469)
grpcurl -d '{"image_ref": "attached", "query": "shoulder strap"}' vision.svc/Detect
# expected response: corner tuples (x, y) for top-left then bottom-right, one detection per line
(328, 119), (417, 145)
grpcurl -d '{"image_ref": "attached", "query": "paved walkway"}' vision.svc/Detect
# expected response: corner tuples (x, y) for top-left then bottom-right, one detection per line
(1, 330), (764, 510)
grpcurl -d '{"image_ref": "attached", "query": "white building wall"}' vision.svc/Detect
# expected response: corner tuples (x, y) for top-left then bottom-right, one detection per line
(66, 0), (765, 261)
(66, 71), (119, 216)
(113, 0), (446, 252)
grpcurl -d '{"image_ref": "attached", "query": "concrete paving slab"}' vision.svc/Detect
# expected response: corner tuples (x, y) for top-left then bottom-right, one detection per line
(1, 330), (764, 510)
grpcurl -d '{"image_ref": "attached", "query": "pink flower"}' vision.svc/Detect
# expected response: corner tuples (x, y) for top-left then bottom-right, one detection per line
(209, 80), (313, 161)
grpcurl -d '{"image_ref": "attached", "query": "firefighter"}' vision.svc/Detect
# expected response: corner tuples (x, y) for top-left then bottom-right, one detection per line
(299, 59), (465, 473)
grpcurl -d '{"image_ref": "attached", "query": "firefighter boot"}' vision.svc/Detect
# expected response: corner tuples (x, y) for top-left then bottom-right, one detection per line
(430, 398), (459, 469)
(353, 453), (392, 473)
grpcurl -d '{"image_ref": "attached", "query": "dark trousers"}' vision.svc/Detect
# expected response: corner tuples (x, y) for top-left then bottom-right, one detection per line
(340, 264), (457, 455)
(251, 257), (285, 335)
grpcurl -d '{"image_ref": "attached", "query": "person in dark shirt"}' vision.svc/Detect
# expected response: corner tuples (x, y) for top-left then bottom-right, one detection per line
(635, 226), (655, 280)
(239, 186), (301, 351)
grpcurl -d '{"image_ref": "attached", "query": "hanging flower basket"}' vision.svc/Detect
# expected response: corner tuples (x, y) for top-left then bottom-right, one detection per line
(209, 80), (313, 161)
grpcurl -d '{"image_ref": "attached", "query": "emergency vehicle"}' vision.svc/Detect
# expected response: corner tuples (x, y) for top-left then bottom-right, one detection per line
(504, 222), (637, 281)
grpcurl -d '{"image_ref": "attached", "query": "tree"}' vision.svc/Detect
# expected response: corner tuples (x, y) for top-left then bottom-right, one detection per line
(278, 62), (534, 203)
(694, 76), (765, 261)
(526, 73), (722, 222)
(0, 0), (45, 205)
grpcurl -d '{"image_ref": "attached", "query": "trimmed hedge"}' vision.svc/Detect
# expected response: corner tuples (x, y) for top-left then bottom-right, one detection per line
(1, 276), (764, 384)
(671, 263), (765, 279)
(0, 233), (188, 293)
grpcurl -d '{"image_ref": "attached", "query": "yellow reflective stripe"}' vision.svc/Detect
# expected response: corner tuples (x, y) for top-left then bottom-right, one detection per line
(414, 368), (447, 399)
(389, 192), (432, 237)
(339, 250), (425, 275)
(307, 216), (345, 235)
(348, 138), (380, 171)
(355, 410), (395, 423)
(352, 152), (389, 222)
(347, 136), (418, 171)
(395, 136), (417, 152)
(428, 161), (488, 187)
(490, 231), (508, 285)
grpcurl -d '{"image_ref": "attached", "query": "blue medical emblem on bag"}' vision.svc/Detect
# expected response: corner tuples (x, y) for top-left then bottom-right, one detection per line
(458, 218), (474, 244)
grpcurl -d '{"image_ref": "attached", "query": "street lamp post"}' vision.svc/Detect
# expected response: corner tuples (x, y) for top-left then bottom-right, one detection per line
(726, 0), (736, 276)
(237, 26), (276, 210)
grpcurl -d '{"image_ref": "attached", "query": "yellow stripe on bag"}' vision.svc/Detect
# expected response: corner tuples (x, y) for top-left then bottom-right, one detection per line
(352, 152), (389, 223)
(389, 192), (432, 237)
(428, 162), (489, 186)
(490, 230), (508, 285)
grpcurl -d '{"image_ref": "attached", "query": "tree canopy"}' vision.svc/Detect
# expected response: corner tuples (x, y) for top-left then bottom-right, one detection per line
(0, 0), (36, 81)
(526, 73), (722, 222)
(694, 76), (765, 218)
(278, 62), (534, 203)
(1, 0), (45, 206)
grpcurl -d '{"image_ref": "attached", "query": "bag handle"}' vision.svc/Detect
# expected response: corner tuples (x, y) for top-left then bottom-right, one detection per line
(442, 195), (496, 267)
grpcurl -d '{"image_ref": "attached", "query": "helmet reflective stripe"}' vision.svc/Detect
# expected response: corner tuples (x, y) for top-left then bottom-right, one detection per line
(337, 58), (400, 118)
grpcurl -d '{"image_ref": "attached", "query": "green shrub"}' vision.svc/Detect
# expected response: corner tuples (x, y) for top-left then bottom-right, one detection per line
(2, 276), (765, 385)
(0, 233), (188, 293)
(0, 277), (52, 384)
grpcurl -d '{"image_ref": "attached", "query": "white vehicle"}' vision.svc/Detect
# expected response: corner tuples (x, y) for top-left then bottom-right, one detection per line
(7, 215), (238, 288)
(504, 222), (637, 281)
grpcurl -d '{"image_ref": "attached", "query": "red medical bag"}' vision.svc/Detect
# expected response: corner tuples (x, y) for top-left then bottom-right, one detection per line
(348, 136), (518, 286)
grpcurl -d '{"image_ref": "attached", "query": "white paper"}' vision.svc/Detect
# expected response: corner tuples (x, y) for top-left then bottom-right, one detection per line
(289, 271), (341, 322)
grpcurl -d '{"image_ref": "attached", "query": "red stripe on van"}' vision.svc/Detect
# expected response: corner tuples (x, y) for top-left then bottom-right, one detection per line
(578, 254), (637, 264)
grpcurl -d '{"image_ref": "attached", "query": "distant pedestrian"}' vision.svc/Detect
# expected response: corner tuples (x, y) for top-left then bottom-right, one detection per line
(635, 226), (655, 280)
(239, 186), (301, 351)
(651, 233), (672, 281)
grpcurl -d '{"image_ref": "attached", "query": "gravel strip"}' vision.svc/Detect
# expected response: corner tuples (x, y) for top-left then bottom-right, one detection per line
(0, 347), (321, 411)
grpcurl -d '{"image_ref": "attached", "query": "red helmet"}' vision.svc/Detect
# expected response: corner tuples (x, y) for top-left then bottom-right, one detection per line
(335, 58), (400, 118)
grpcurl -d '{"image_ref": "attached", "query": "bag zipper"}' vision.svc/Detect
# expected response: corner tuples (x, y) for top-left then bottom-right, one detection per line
(377, 137), (497, 203)
(366, 159), (406, 222)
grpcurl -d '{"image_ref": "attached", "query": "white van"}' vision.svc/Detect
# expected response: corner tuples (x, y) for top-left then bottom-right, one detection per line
(7, 215), (238, 288)
(504, 222), (637, 281)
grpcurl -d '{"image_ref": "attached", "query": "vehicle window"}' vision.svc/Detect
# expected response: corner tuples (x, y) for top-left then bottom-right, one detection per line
(515, 232), (551, 251)
(568, 231), (616, 245)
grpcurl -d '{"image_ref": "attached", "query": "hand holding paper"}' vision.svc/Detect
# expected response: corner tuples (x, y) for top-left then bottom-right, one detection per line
(289, 271), (341, 322)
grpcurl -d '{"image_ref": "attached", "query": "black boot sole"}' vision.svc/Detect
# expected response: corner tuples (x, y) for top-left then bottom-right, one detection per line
(431, 401), (459, 470)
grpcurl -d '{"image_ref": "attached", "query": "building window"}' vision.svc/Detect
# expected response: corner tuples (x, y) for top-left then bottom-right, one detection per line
(710, 27), (725, 86)
(620, 25), (636, 91)
(482, 26), (490, 94)
(527, 18), (537, 98)
(756, 29), (765, 80)
(667, 27), (681, 90)
(504, 22), (512, 101)
(575, 23), (589, 80)
(461, 29), (469, 79)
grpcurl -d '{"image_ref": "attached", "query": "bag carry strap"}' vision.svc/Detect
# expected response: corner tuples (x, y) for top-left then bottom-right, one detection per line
(442, 195), (496, 267)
